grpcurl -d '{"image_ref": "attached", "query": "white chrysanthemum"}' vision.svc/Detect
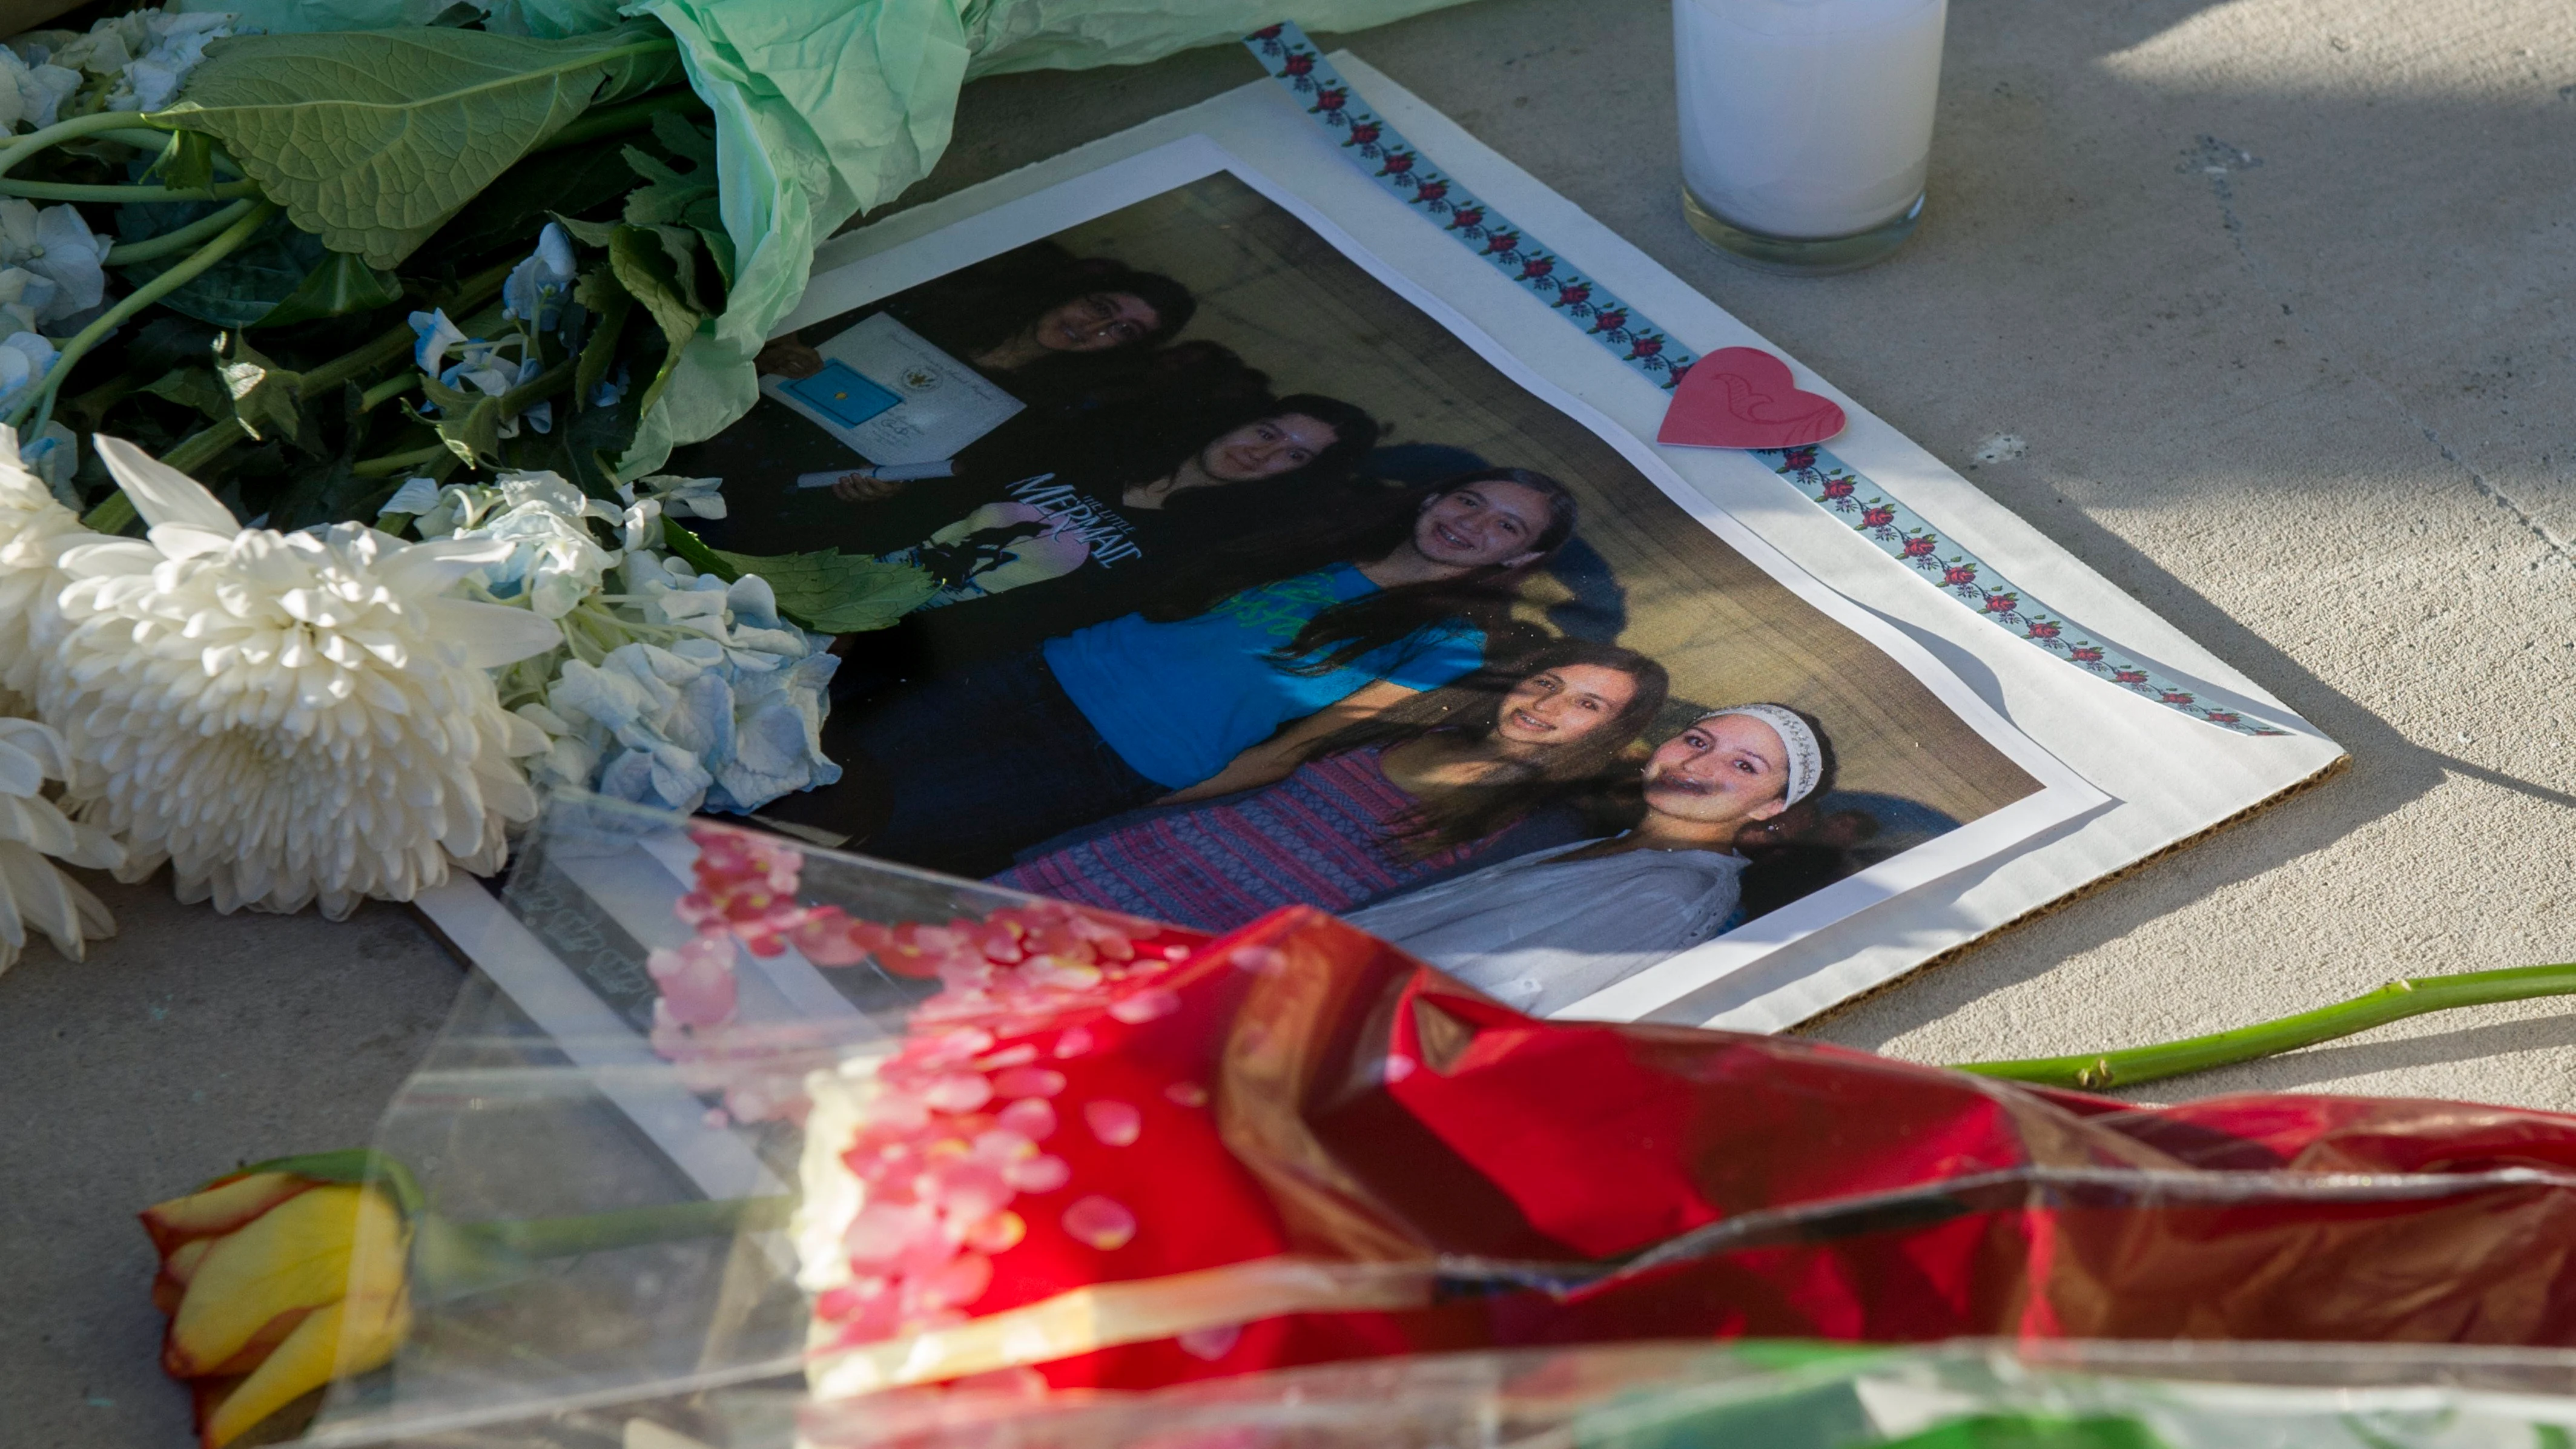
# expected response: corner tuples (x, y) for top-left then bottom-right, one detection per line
(0, 716), (119, 975)
(0, 423), (90, 713)
(35, 438), (564, 919)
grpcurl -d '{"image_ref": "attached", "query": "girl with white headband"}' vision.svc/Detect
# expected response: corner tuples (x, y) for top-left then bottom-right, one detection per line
(1342, 702), (1833, 1016)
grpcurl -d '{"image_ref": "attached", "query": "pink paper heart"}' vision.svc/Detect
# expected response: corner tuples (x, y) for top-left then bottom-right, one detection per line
(1657, 346), (1847, 450)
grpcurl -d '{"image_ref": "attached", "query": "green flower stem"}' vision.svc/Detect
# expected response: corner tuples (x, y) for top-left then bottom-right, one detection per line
(130, 257), (521, 487)
(87, 127), (243, 173)
(86, 125), (184, 151)
(532, 84), (712, 153)
(412, 1194), (791, 1298)
(352, 358), (572, 475)
(102, 196), (261, 265)
(306, 255), (519, 398)
(1951, 961), (2576, 1091)
(360, 372), (418, 410)
(0, 109), (151, 177)
(498, 358), (573, 414)
(555, 593), (694, 667)
(0, 177), (263, 203)
(462, 1195), (789, 1258)
(352, 443), (453, 478)
(155, 417), (257, 478)
(79, 491), (135, 533)
(9, 200), (281, 432)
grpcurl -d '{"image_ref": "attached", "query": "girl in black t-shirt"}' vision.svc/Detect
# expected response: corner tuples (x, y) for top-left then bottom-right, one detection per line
(840, 393), (1382, 686)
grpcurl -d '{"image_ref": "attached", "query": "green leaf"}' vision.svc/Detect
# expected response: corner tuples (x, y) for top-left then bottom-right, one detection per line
(572, 276), (632, 404)
(145, 129), (216, 193)
(555, 213), (622, 248)
(694, 222), (735, 290)
(670, 527), (939, 634)
(538, 369), (640, 496)
(251, 249), (403, 328)
(216, 334), (317, 454)
(605, 222), (704, 418)
(618, 145), (713, 228)
(659, 516), (734, 576)
(141, 365), (232, 421)
(419, 136), (648, 265)
(153, 24), (684, 268)
(265, 448), (366, 530)
(417, 372), (500, 467)
(264, 383), (396, 531)
(119, 208), (322, 329)
(618, 145), (698, 206)
(647, 107), (715, 168)
(647, 223), (708, 311)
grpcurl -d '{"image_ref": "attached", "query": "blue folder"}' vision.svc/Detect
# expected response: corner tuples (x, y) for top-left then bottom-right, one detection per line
(780, 360), (900, 427)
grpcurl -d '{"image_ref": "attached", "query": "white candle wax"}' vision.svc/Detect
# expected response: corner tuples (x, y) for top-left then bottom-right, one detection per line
(1674, 0), (1948, 240)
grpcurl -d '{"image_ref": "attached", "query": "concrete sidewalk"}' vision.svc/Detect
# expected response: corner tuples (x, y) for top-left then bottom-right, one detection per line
(6, 0), (2574, 1442)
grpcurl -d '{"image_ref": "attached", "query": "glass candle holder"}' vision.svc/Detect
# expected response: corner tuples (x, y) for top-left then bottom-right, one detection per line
(1674, 0), (1949, 275)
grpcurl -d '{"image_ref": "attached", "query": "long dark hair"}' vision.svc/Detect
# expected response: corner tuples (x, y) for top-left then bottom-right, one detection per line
(1160, 392), (1382, 507)
(1301, 635), (1671, 853)
(886, 243), (1197, 367)
(1143, 468), (1581, 676)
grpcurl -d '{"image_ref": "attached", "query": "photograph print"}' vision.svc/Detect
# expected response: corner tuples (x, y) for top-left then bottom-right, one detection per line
(665, 157), (2078, 1022)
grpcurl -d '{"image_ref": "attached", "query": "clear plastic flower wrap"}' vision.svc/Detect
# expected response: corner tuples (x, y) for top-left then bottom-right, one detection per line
(297, 791), (2576, 1447)
(300, 790), (1187, 1445)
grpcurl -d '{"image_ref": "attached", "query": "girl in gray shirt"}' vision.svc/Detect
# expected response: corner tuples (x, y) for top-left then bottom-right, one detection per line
(1345, 703), (1831, 1016)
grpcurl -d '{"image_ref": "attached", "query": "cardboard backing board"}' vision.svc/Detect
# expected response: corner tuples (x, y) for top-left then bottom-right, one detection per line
(417, 60), (2338, 1060)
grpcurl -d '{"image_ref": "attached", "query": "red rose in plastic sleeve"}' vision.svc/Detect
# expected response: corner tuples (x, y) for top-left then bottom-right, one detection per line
(789, 855), (2576, 1422)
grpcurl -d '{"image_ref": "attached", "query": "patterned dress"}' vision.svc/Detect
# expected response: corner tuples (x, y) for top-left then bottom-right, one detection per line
(992, 747), (1491, 932)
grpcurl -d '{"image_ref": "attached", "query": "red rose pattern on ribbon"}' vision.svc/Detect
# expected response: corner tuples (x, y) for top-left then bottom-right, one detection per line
(1243, 25), (1685, 388)
(1760, 445), (2285, 734)
(1243, 23), (2290, 739)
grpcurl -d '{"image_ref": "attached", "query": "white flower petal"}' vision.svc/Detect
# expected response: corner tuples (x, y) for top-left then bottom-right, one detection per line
(94, 434), (239, 534)
(378, 477), (443, 518)
(421, 596), (561, 667)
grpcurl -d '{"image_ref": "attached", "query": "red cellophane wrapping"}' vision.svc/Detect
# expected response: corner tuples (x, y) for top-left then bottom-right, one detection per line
(798, 903), (2576, 1405)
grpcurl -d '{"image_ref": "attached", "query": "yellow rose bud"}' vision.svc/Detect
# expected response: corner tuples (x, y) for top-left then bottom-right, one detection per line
(140, 1163), (413, 1449)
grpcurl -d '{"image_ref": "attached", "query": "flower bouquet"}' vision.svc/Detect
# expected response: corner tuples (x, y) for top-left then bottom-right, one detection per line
(0, 0), (1494, 952)
(157, 794), (2576, 1448)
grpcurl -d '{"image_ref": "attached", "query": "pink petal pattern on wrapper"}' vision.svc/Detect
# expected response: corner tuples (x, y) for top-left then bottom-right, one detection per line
(922, 1073), (994, 1112)
(1229, 946), (1285, 974)
(1177, 1322), (1243, 1361)
(1062, 1194), (1138, 1251)
(993, 1066), (1066, 1099)
(645, 934), (738, 1026)
(1109, 986), (1181, 1024)
(1085, 1099), (1142, 1147)
(649, 823), (1211, 1350)
(964, 1210), (1027, 1253)
(997, 1097), (1057, 1140)
(1008, 1154), (1071, 1194)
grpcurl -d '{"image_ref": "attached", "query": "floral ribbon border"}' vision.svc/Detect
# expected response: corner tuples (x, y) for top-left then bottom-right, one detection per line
(1241, 23), (2288, 738)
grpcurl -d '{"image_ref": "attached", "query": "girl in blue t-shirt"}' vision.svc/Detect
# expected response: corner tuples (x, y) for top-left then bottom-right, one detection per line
(756, 470), (1582, 876)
